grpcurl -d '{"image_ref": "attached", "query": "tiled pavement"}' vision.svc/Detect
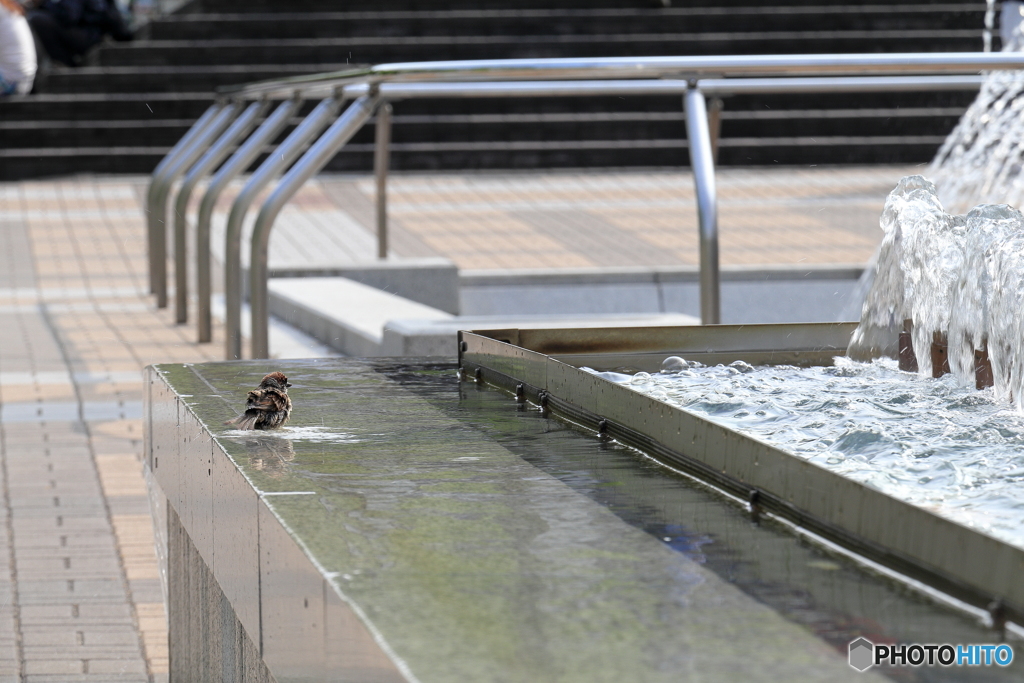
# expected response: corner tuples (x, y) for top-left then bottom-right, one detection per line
(334, 166), (916, 270)
(215, 165), (919, 272)
(0, 165), (917, 680)
(0, 179), (227, 681)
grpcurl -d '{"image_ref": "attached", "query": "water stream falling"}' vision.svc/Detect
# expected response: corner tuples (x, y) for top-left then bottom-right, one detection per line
(847, 175), (1024, 409)
(930, 0), (1024, 211)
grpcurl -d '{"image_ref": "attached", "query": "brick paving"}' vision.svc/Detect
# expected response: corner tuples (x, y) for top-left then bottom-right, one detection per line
(0, 178), (226, 682)
(0, 165), (917, 680)
(327, 165), (919, 270)
(210, 165), (916, 272)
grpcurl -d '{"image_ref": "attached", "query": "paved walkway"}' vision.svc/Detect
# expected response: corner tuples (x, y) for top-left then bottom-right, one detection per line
(0, 179), (230, 681)
(0, 166), (915, 681)
(327, 165), (914, 270)
(211, 165), (916, 272)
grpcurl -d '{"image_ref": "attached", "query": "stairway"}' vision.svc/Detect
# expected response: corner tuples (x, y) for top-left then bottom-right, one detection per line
(0, 0), (991, 179)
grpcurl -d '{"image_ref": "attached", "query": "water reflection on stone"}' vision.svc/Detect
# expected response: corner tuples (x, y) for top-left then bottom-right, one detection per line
(240, 434), (295, 475)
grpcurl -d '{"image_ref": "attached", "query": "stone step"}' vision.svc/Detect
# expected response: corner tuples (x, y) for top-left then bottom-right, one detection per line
(147, 7), (987, 41)
(346, 136), (948, 168)
(39, 64), (352, 94)
(2, 88), (975, 120)
(178, 0), (978, 12)
(177, 0), (776, 11)
(0, 133), (949, 181)
(0, 120), (191, 149)
(93, 31), (984, 67)
(0, 93), (212, 121)
(0, 147), (167, 180)
(0, 104), (966, 151)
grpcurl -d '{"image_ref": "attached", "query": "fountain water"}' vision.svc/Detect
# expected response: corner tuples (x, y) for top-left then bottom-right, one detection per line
(584, 355), (1024, 549)
(845, 176), (1024, 404)
(578, 160), (1024, 549)
(848, 4), (1024, 406)
(594, 167), (1024, 549)
(930, 0), (1024, 212)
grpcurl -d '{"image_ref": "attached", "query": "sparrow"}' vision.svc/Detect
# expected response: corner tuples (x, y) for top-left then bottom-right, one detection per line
(226, 371), (292, 430)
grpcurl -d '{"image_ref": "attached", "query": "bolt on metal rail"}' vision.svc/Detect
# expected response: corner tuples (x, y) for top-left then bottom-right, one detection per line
(144, 53), (1024, 359)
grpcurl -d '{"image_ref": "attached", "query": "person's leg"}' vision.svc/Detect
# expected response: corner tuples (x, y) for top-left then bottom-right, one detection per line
(103, 0), (133, 41)
(27, 11), (73, 66)
(26, 11), (98, 67)
(63, 26), (102, 65)
(27, 23), (49, 93)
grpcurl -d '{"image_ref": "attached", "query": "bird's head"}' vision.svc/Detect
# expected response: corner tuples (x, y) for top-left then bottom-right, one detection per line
(261, 372), (292, 389)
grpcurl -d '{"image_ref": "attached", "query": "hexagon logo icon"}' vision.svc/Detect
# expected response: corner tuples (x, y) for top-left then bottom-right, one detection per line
(849, 637), (875, 671)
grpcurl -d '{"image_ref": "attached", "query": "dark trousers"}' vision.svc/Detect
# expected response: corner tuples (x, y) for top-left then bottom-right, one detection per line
(27, 11), (101, 67)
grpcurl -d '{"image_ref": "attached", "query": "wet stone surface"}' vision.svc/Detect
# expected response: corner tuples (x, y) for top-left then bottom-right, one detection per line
(153, 359), (1016, 682)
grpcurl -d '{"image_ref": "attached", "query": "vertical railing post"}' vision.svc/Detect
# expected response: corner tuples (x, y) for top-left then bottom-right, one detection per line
(984, 0), (996, 51)
(224, 96), (344, 360)
(706, 97), (724, 166)
(196, 97), (302, 344)
(249, 94), (381, 359)
(684, 84), (721, 325)
(374, 102), (393, 260)
(171, 101), (250, 324)
(146, 103), (223, 308)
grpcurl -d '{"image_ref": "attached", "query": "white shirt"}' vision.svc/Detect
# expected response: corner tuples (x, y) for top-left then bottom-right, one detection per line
(0, 4), (36, 95)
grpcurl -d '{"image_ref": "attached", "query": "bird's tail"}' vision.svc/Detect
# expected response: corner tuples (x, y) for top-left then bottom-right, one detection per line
(225, 412), (259, 430)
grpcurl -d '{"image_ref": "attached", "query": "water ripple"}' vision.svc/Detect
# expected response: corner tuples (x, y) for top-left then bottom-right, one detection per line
(584, 357), (1024, 550)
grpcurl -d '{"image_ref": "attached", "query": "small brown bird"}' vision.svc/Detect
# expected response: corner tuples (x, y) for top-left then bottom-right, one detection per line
(226, 372), (293, 430)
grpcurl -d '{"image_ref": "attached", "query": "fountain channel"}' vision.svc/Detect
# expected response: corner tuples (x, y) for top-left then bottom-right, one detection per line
(590, 175), (1024, 555)
(459, 315), (1024, 644)
(149, 356), (1020, 681)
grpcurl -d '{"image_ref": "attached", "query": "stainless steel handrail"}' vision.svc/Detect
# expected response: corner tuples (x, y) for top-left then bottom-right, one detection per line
(145, 52), (1021, 358)
(696, 74), (984, 95)
(219, 52), (1021, 99)
(370, 52), (1024, 79)
(224, 96), (345, 360)
(146, 103), (223, 308)
(354, 74), (985, 330)
(684, 86), (720, 326)
(172, 101), (265, 325)
(374, 102), (392, 261)
(157, 103), (240, 310)
(228, 74), (987, 103)
(249, 94), (381, 358)
(195, 97), (302, 344)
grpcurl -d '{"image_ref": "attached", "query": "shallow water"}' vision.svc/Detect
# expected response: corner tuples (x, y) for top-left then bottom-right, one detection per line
(224, 425), (366, 444)
(587, 356), (1024, 550)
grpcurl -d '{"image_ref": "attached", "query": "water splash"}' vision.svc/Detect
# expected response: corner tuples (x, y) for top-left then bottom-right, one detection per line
(848, 176), (1024, 409)
(930, 10), (1024, 212)
(223, 425), (364, 443)
(847, 176), (965, 371)
(947, 203), (1024, 405)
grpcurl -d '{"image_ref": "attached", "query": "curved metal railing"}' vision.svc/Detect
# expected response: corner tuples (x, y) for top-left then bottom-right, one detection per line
(146, 53), (1024, 359)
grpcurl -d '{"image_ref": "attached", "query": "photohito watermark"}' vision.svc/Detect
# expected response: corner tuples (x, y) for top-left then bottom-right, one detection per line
(848, 637), (1014, 672)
